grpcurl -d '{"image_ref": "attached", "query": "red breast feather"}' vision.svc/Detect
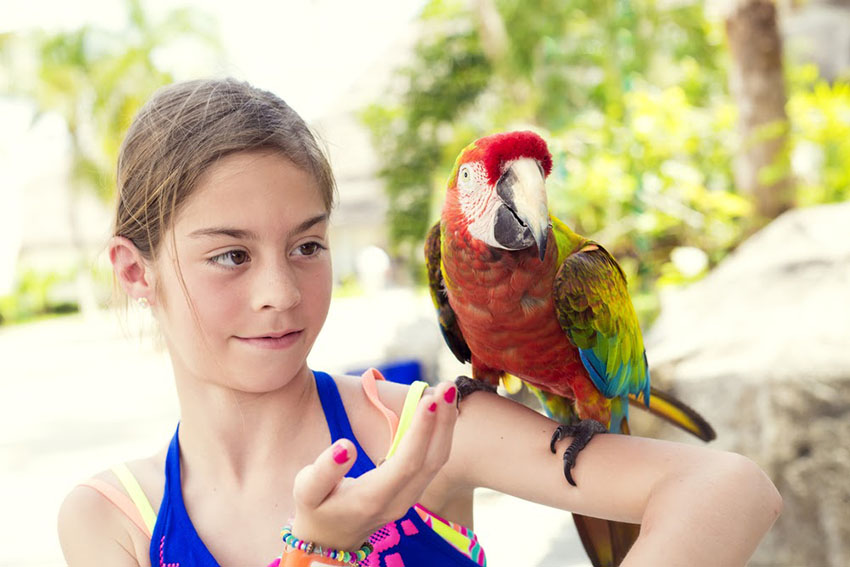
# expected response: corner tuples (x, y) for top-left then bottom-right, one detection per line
(441, 223), (585, 399)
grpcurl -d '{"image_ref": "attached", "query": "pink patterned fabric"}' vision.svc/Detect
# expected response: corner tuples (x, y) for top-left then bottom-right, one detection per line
(363, 522), (402, 566)
(400, 519), (418, 536)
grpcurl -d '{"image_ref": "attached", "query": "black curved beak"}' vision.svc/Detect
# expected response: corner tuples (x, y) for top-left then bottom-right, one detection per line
(494, 157), (550, 260)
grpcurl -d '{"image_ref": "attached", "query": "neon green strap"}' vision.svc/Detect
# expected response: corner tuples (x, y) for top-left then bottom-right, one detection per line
(111, 463), (157, 534)
(386, 380), (429, 460)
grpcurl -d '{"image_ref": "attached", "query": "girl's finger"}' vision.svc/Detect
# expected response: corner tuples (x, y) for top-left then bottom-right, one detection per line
(421, 382), (459, 471)
(293, 439), (357, 510)
(377, 385), (457, 503)
(374, 391), (440, 494)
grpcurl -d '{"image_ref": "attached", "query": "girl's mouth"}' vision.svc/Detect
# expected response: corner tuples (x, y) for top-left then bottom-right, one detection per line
(235, 330), (303, 349)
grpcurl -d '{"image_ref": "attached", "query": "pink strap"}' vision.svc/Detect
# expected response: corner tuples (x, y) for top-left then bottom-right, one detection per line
(360, 368), (400, 439)
(78, 479), (152, 538)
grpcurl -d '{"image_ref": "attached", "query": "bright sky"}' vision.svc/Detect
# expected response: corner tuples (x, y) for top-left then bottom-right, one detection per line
(0, 0), (425, 292)
(1, 0), (425, 120)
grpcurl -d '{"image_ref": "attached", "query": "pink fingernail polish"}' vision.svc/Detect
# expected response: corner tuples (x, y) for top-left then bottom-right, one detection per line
(333, 444), (348, 464)
(428, 402), (438, 412)
(444, 387), (456, 404)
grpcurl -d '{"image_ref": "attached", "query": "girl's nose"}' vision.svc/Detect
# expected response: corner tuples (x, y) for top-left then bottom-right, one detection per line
(251, 260), (302, 312)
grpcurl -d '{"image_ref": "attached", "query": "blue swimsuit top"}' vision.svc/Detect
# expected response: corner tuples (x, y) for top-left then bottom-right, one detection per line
(150, 370), (487, 566)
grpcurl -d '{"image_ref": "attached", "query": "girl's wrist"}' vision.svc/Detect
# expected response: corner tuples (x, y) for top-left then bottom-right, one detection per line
(280, 523), (373, 566)
(289, 515), (368, 555)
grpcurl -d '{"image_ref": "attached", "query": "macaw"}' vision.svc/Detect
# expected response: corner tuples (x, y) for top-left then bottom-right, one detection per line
(425, 130), (715, 567)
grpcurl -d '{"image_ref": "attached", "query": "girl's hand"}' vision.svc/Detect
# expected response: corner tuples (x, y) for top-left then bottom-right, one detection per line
(290, 381), (459, 550)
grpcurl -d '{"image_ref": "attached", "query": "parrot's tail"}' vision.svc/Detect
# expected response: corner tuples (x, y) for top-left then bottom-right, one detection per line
(572, 514), (640, 567)
(629, 386), (716, 442)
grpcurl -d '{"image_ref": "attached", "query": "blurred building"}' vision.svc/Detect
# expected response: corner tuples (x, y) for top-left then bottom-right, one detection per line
(0, 108), (111, 304)
(781, 0), (850, 80)
(311, 29), (416, 288)
(313, 106), (390, 286)
(710, 0), (850, 79)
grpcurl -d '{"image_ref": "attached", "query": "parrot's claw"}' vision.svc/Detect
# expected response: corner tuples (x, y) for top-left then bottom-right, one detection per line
(454, 375), (498, 406)
(550, 419), (608, 487)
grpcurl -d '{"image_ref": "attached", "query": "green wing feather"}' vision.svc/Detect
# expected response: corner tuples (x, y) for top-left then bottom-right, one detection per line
(425, 222), (471, 364)
(551, 217), (650, 403)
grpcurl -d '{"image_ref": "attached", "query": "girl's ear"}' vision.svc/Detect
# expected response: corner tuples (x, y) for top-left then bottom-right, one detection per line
(108, 236), (157, 305)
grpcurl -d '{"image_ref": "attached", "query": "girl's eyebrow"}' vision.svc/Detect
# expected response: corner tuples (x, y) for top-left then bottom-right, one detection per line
(187, 213), (328, 240)
(289, 213), (329, 236)
(187, 227), (259, 240)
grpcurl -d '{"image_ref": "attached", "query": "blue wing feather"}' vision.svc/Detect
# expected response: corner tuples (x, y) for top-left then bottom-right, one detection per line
(553, 238), (651, 406)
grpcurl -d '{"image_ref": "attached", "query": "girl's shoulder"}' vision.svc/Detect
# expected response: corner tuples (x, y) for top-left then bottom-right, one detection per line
(329, 370), (426, 461)
(331, 370), (417, 420)
(58, 450), (167, 567)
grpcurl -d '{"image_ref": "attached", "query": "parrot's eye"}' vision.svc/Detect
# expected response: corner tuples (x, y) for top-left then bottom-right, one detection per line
(458, 165), (473, 188)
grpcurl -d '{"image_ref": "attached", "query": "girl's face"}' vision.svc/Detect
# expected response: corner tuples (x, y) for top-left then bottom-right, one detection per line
(153, 150), (332, 392)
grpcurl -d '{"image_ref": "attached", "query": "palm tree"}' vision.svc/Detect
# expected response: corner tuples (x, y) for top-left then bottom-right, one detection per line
(0, 0), (220, 315)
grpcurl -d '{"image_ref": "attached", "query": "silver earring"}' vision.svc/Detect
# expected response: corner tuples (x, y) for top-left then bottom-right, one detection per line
(137, 297), (150, 308)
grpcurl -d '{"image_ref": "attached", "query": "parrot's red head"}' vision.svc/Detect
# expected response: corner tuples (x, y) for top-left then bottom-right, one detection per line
(446, 130), (553, 260)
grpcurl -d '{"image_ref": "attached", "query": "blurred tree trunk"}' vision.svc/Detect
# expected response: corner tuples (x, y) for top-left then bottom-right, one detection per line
(471, 0), (529, 110)
(725, 0), (794, 221)
(472, 0), (507, 63)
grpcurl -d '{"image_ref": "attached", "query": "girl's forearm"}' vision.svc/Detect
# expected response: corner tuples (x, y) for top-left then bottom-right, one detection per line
(622, 453), (782, 567)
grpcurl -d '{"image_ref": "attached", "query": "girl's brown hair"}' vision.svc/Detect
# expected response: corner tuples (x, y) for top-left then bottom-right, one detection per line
(114, 78), (336, 260)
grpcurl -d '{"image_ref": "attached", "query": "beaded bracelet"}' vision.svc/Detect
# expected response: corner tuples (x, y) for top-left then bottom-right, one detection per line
(280, 524), (374, 566)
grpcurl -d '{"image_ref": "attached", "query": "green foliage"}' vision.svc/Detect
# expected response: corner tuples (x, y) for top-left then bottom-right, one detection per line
(787, 65), (850, 206)
(360, 6), (491, 266)
(0, 269), (79, 326)
(362, 0), (850, 324)
(332, 275), (365, 299)
(546, 83), (748, 310)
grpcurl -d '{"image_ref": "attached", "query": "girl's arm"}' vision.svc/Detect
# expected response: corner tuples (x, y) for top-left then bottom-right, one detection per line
(58, 485), (143, 567)
(445, 390), (782, 567)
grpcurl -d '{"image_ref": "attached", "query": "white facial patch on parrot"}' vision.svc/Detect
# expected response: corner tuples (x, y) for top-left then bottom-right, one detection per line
(457, 161), (502, 247)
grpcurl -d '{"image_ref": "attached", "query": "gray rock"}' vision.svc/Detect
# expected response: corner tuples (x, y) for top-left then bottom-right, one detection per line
(643, 202), (850, 567)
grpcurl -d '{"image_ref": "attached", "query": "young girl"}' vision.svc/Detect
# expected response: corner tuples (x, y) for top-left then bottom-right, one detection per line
(58, 78), (781, 567)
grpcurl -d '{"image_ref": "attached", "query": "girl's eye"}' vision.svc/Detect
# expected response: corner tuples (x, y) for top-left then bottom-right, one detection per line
(295, 241), (326, 257)
(209, 250), (249, 268)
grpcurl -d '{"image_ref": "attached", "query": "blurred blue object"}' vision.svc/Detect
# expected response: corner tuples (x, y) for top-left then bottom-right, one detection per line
(349, 359), (423, 385)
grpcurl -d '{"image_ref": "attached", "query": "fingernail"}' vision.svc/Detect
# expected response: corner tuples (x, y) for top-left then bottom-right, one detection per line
(428, 402), (438, 412)
(443, 387), (456, 404)
(332, 444), (349, 464)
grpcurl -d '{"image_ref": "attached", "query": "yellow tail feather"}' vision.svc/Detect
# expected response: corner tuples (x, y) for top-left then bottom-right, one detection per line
(573, 514), (640, 567)
(629, 386), (716, 442)
(500, 373), (523, 395)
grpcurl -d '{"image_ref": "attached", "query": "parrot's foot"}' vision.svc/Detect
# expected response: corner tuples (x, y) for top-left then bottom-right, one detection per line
(454, 375), (498, 405)
(550, 419), (608, 487)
